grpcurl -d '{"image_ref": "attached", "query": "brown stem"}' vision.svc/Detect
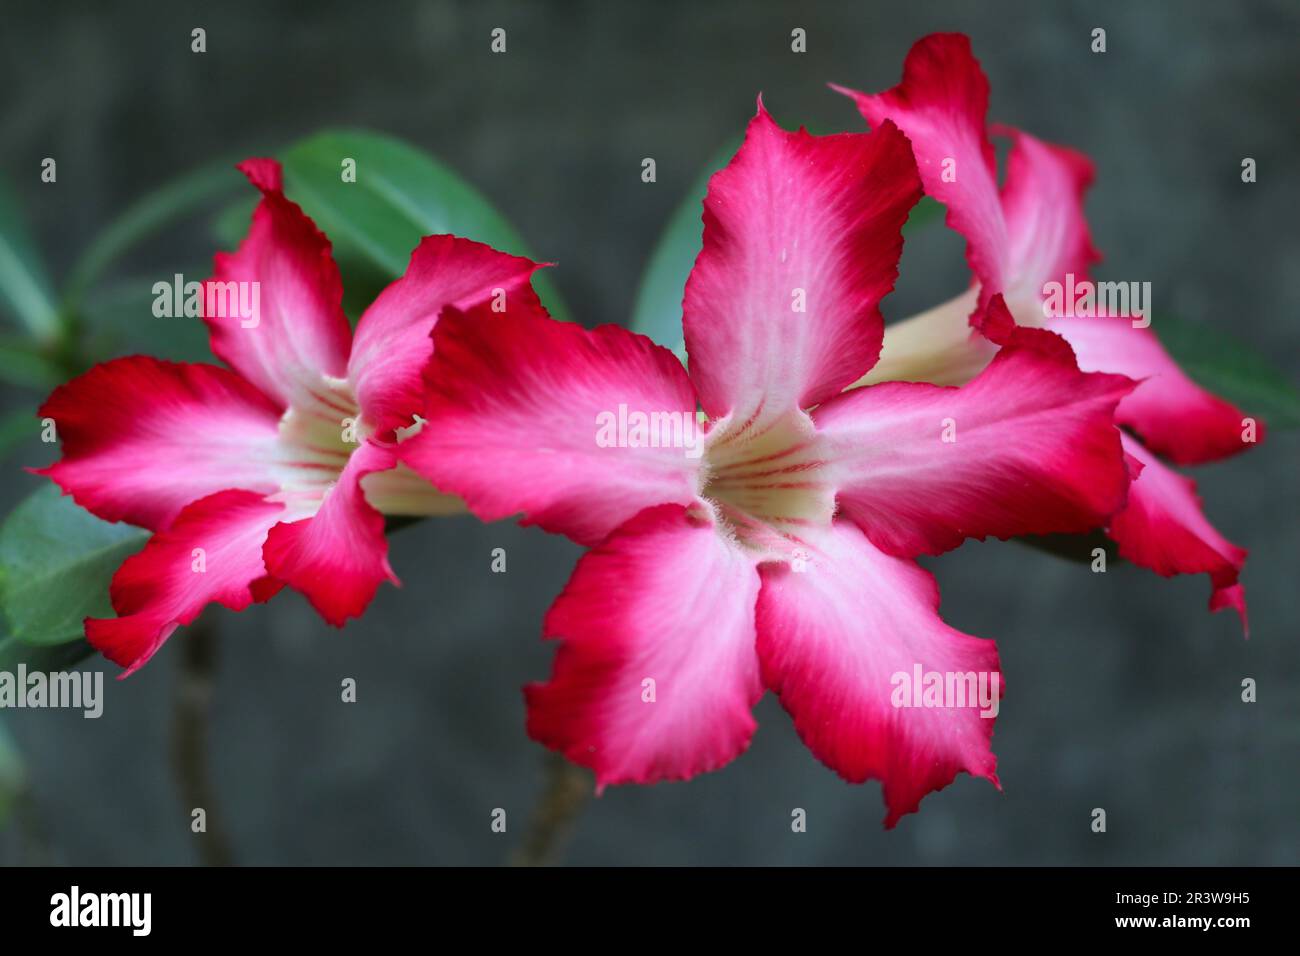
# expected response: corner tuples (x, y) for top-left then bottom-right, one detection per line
(509, 751), (591, 867)
(170, 614), (233, 866)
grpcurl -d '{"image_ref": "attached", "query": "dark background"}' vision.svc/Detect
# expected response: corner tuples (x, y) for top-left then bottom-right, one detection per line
(0, 0), (1296, 865)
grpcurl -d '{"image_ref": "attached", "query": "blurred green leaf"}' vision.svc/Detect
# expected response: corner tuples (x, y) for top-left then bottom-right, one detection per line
(62, 161), (243, 311)
(1153, 314), (1300, 430)
(0, 178), (60, 342)
(628, 137), (741, 355)
(211, 196), (256, 249)
(0, 336), (63, 389)
(0, 408), (38, 463)
(79, 271), (214, 364)
(267, 129), (570, 323)
(0, 485), (147, 646)
(903, 196), (944, 236)
(0, 631), (96, 670)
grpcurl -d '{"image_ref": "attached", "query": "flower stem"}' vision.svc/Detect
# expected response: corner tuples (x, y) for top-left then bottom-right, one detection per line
(171, 613), (234, 866)
(510, 752), (591, 867)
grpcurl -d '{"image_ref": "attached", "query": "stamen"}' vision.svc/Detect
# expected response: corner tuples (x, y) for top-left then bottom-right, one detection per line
(702, 409), (835, 548)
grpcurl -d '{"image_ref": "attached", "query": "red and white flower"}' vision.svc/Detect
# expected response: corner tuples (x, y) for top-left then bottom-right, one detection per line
(834, 33), (1258, 630)
(398, 104), (1135, 825)
(38, 159), (543, 676)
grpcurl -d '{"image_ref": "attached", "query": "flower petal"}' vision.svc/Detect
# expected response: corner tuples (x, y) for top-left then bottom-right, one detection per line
(682, 102), (920, 431)
(399, 301), (704, 546)
(816, 309), (1135, 557)
(526, 504), (764, 788)
(836, 36), (1100, 311)
(834, 33), (1006, 299)
(347, 234), (544, 432)
(756, 520), (1001, 828)
(995, 125), (1100, 299)
(1108, 435), (1248, 633)
(37, 356), (284, 531)
(262, 438), (400, 626)
(1047, 314), (1261, 464)
(204, 158), (352, 409)
(861, 288), (993, 386)
(85, 490), (286, 677)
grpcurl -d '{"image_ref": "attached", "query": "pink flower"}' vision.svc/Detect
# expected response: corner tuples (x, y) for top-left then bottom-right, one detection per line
(37, 159), (543, 676)
(834, 33), (1258, 631)
(398, 104), (1135, 825)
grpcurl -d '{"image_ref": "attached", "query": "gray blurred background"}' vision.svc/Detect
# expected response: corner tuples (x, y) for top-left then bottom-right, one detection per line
(0, 0), (1296, 865)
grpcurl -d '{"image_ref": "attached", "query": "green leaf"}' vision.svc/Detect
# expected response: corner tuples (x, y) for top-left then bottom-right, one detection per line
(1153, 314), (1300, 430)
(903, 195), (944, 236)
(79, 271), (215, 364)
(0, 408), (38, 463)
(211, 196), (256, 249)
(629, 137), (742, 354)
(0, 485), (147, 646)
(272, 129), (570, 323)
(62, 161), (244, 312)
(0, 632), (96, 670)
(0, 335), (63, 389)
(0, 177), (60, 342)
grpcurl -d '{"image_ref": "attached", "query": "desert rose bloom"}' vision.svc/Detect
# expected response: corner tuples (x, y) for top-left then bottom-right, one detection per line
(834, 33), (1258, 630)
(37, 159), (542, 676)
(399, 104), (1136, 825)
